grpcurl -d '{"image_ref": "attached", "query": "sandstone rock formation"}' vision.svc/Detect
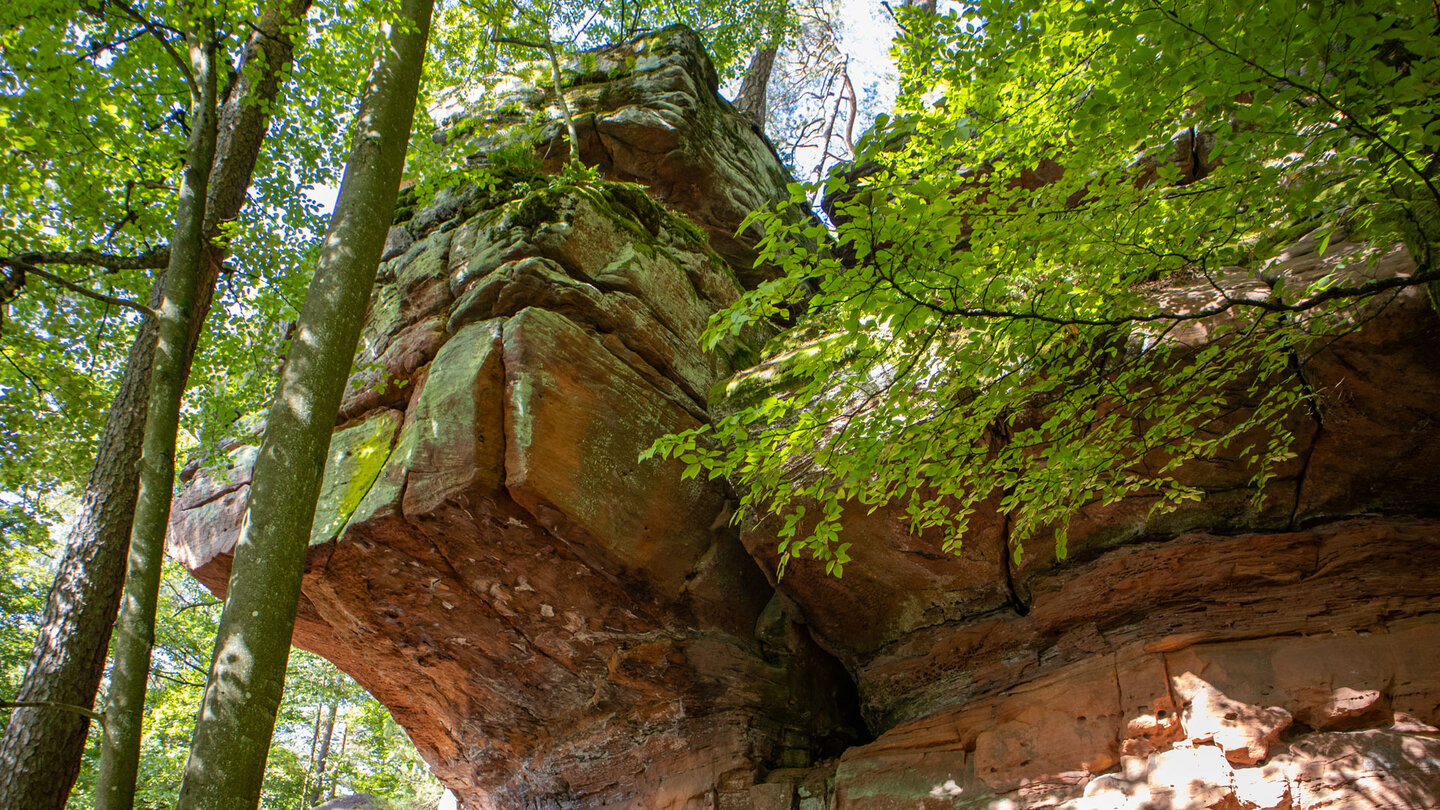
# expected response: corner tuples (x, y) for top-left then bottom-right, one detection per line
(170, 25), (1440, 810)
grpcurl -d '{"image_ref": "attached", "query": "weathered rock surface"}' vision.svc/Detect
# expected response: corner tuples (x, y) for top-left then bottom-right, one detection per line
(171, 25), (1440, 810)
(311, 795), (384, 810)
(439, 26), (795, 287)
(172, 28), (864, 809)
(731, 236), (1440, 805)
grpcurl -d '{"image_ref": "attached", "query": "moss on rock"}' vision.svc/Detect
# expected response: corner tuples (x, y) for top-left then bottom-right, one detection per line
(309, 409), (403, 547)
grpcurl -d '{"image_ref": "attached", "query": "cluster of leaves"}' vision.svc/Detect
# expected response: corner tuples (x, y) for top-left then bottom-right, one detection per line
(0, 501), (53, 698)
(1, 0), (187, 526)
(0, 0), (399, 514)
(651, 0), (1440, 575)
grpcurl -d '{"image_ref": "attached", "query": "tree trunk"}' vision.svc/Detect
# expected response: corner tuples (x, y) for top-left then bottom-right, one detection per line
(0, 3), (312, 807)
(300, 698), (324, 801)
(328, 722), (348, 801)
(0, 301), (153, 809)
(735, 44), (778, 129)
(305, 700), (337, 806)
(93, 24), (219, 810)
(176, 0), (433, 803)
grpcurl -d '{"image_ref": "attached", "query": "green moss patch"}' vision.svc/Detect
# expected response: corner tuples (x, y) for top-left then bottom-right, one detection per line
(309, 409), (403, 547)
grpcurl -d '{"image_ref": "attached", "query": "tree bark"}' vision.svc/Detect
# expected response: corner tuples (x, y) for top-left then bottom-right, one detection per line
(93, 22), (219, 810)
(300, 698), (324, 801)
(0, 3), (312, 807)
(328, 722), (348, 801)
(305, 699), (337, 806)
(176, 0), (433, 803)
(735, 44), (778, 129)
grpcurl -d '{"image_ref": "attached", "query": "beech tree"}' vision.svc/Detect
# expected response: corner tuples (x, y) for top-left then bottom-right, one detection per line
(177, 0), (434, 803)
(0, 2), (320, 804)
(93, 5), (219, 806)
(652, 0), (1440, 574)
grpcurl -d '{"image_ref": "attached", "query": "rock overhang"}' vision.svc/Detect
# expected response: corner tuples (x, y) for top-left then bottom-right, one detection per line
(168, 23), (1440, 810)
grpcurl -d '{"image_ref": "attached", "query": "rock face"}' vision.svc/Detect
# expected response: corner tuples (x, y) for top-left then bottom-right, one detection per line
(170, 26), (1440, 810)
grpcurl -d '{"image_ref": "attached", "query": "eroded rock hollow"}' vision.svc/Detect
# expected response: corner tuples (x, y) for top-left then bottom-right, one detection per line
(170, 26), (1440, 810)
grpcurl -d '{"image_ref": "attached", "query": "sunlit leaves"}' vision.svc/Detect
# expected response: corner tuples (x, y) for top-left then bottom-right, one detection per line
(655, 0), (1438, 575)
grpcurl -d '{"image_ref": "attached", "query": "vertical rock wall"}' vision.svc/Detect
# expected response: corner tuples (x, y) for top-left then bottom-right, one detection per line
(170, 25), (1440, 810)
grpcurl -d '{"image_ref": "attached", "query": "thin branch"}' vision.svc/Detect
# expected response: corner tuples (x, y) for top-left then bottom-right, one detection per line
(493, 34), (581, 165)
(14, 247), (171, 273)
(172, 599), (221, 614)
(79, 28), (149, 63)
(0, 258), (158, 319)
(1148, 2), (1440, 210)
(0, 699), (105, 724)
(0, 346), (46, 394)
(148, 670), (205, 688)
(109, 0), (199, 99)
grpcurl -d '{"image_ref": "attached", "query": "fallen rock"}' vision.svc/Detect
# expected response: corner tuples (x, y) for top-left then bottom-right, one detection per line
(1232, 763), (1294, 810)
(1279, 729), (1440, 810)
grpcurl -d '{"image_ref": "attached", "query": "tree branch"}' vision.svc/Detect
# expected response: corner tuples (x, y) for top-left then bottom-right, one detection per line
(494, 34), (581, 165)
(0, 258), (158, 319)
(874, 254), (1437, 328)
(0, 346), (46, 394)
(1147, 2), (1440, 210)
(0, 699), (105, 724)
(14, 248), (171, 273)
(109, 0), (199, 100)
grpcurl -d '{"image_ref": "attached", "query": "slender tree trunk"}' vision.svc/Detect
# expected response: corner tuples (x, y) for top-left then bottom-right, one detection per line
(305, 699), (337, 806)
(328, 722), (348, 801)
(300, 698), (324, 802)
(176, 0), (433, 804)
(93, 24), (219, 810)
(812, 62), (854, 189)
(0, 3), (312, 807)
(735, 43), (778, 129)
(735, 0), (786, 131)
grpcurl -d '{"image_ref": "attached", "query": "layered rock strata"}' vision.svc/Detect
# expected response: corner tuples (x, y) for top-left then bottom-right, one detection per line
(734, 238), (1440, 807)
(171, 25), (1440, 810)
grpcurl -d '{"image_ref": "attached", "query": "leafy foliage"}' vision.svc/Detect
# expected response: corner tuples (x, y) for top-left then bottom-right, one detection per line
(0, 502), (52, 698)
(3, 0), (828, 800)
(651, 0), (1440, 575)
(1, 0), (445, 802)
(0, 0), (395, 522)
